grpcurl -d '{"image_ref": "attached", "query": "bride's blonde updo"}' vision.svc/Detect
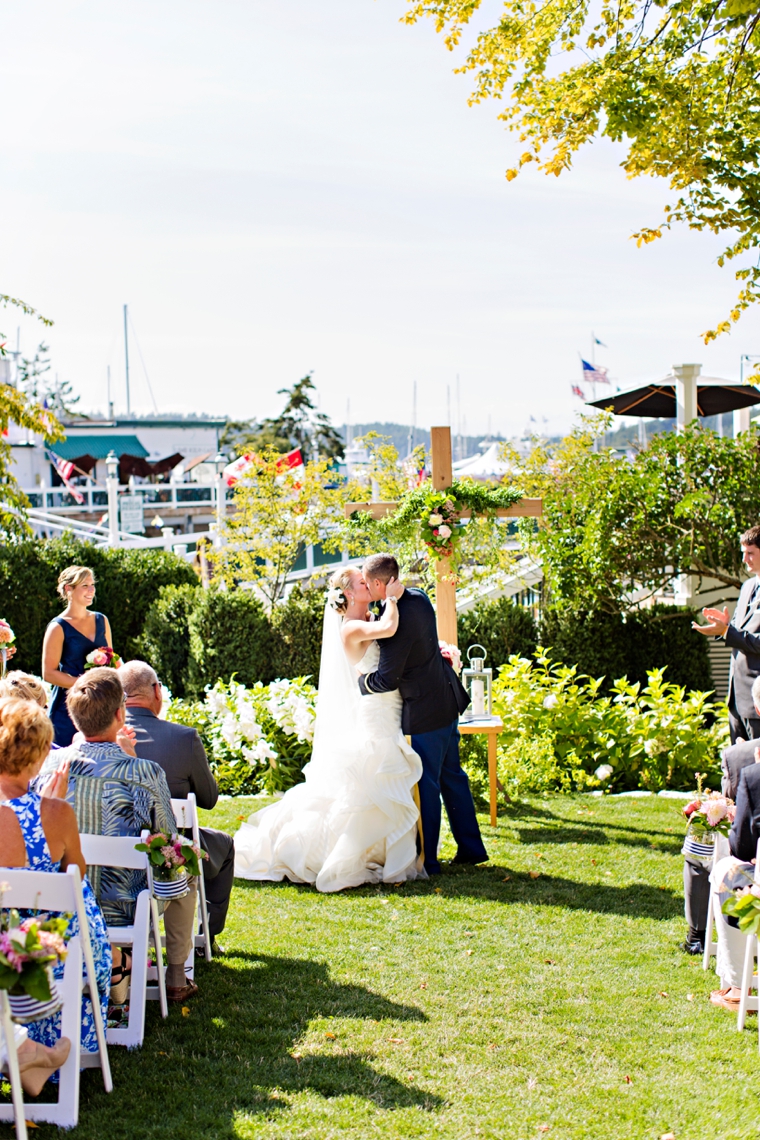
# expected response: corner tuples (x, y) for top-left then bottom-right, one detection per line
(327, 568), (356, 614)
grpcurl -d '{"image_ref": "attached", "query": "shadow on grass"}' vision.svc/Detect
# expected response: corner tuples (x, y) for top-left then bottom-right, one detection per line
(59, 952), (441, 1140)
(513, 825), (684, 855)
(428, 865), (683, 919)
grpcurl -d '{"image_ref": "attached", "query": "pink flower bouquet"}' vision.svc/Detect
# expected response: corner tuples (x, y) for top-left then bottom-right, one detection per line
(439, 641), (462, 674)
(0, 896), (69, 1002)
(0, 621), (15, 646)
(84, 646), (122, 670)
(135, 832), (207, 881)
(682, 791), (735, 838)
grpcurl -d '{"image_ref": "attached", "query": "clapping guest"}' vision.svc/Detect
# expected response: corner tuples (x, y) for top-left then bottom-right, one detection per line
(0, 697), (111, 1075)
(38, 668), (200, 1002)
(42, 566), (114, 747)
(120, 660), (234, 954)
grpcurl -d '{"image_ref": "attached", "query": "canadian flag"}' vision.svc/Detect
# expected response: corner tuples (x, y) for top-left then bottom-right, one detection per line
(224, 447), (304, 488)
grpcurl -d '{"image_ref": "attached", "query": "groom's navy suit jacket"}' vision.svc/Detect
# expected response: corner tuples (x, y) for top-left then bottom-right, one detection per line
(358, 587), (470, 735)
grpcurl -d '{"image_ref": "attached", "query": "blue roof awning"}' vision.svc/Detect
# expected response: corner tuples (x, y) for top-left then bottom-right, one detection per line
(51, 434), (149, 460)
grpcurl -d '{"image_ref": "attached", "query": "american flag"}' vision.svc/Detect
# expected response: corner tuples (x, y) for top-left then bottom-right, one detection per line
(48, 451), (85, 504)
(224, 446), (305, 488)
(580, 358), (610, 384)
(571, 384), (585, 399)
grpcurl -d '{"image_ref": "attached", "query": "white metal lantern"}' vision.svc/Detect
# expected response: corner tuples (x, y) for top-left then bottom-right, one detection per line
(461, 644), (493, 721)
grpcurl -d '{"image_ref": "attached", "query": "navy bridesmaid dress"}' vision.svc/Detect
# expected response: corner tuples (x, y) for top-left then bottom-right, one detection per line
(48, 612), (107, 747)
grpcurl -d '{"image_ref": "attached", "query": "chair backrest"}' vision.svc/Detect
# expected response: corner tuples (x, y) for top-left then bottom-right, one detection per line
(79, 834), (149, 872)
(0, 864), (83, 914)
(170, 794), (200, 845)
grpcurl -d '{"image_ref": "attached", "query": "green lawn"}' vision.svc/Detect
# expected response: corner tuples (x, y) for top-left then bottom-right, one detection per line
(4, 793), (759, 1140)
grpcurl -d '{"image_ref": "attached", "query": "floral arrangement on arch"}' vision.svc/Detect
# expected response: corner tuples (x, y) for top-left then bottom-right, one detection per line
(0, 886), (69, 1002)
(166, 676), (317, 796)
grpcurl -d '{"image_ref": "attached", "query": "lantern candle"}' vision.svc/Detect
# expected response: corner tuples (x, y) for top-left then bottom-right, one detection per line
(472, 677), (486, 716)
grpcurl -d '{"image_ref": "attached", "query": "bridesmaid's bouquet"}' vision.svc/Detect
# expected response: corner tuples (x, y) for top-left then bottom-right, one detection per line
(439, 641), (462, 674)
(85, 646), (122, 670)
(0, 620), (15, 677)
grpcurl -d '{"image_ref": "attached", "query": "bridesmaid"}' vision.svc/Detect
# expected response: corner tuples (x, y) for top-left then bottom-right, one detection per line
(42, 566), (113, 747)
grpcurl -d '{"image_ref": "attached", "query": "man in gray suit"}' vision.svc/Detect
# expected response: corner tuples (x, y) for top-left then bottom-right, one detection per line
(120, 660), (234, 955)
(693, 523), (760, 743)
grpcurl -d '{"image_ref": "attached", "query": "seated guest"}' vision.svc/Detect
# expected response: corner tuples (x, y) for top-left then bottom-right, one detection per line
(0, 696), (110, 1086)
(38, 668), (199, 1003)
(120, 660), (234, 954)
(0, 671), (49, 707)
(709, 758), (760, 1009)
(683, 675), (760, 956)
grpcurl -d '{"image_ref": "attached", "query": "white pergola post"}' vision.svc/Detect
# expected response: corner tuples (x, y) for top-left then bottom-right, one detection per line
(734, 407), (752, 436)
(674, 362), (701, 431)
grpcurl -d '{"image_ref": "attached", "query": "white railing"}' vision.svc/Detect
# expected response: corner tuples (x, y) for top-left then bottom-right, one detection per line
(24, 508), (214, 561)
(20, 482), (219, 515)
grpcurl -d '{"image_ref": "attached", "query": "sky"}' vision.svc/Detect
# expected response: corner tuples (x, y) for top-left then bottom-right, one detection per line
(2, 0), (758, 439)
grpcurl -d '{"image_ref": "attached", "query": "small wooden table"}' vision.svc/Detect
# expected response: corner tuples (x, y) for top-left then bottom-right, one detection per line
(459, 716), (504, 827)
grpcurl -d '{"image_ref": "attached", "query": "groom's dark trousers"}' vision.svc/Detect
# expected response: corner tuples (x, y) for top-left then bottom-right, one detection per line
(359, 587), (488, 877)
(412, 719), (488, 875)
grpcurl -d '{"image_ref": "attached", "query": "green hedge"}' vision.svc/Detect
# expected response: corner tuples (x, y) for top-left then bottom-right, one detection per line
(186, 588), (274, 696)
(139, 582), (324, 697)
(539, 604), (712, 693)
(457, 596), (538, 669)
(0, 537), (197, 672)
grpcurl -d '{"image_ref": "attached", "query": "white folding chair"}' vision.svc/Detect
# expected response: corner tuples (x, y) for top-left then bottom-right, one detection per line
(737, 837), (760, 1044)
(171, 794), (212, 966)
(79, 834), (168, 1048)
(702, 834), (729, 970)
(0, 990), (28, 1140)
(0, 864), (111, 1129)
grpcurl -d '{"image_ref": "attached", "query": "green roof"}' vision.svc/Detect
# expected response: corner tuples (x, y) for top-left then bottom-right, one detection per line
(52, 434), (149, 460)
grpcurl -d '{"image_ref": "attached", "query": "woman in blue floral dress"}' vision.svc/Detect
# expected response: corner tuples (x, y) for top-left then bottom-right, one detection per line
(0, 697), (112, 1072)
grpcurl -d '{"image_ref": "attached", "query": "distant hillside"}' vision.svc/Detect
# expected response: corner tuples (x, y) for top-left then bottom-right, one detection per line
(338, 422), (503, 462)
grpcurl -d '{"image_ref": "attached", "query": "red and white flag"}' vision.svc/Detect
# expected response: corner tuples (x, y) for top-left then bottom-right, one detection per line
(48, 451), (85, 504)
(224, 447), (305, 488)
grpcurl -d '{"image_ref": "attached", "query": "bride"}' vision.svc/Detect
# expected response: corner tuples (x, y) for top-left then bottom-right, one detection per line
(233, 566), (425, 891)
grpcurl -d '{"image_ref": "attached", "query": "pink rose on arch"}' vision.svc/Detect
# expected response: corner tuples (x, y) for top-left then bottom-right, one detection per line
(438, 524), (452, 539)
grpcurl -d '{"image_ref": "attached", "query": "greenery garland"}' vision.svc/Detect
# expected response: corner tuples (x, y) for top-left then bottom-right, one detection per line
(348, 479), (524, 565)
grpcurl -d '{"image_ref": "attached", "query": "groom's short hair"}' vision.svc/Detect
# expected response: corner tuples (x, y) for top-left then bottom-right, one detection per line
(363, 553), (399, 582)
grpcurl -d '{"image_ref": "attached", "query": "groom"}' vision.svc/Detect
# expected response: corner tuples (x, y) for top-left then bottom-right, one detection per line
(358, 553), (488, 875)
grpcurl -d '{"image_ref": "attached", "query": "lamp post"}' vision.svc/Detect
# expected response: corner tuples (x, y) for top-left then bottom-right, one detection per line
(214, 452), (227, 549)
(105, 451), (119, 547)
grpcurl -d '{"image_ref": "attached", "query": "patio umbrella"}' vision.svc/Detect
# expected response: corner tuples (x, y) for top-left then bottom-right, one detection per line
(587, 382), (760, 417)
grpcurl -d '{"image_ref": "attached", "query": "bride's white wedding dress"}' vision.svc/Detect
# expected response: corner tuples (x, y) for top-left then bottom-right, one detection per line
(233, 606), (425, 892)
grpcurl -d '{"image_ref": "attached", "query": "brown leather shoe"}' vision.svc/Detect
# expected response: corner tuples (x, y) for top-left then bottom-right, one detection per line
(166, 980), (199, 1003)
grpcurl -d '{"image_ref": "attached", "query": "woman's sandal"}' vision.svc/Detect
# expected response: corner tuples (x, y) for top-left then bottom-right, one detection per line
(11, 1037), (72, 1097)
(109, 949), (132, 1005)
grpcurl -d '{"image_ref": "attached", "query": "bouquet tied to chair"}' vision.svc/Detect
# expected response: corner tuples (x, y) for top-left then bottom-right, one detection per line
(135, 832), (208, 899)
(681, 790), (735, 865)
(0, 884), (70, 1021)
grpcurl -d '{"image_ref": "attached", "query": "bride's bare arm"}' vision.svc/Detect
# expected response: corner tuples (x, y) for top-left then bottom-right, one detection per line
(341, 598), (399, 650)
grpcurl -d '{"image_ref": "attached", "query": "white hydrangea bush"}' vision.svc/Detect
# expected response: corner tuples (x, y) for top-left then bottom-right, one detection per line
(167, 676), (317, 795)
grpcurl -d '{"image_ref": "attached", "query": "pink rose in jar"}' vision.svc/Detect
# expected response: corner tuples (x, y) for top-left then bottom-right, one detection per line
(683, 800), (701, 817)
(705, 798), (729, 827)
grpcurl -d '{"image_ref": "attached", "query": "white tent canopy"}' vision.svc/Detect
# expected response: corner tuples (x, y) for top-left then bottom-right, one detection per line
(452, 441), (510, 480)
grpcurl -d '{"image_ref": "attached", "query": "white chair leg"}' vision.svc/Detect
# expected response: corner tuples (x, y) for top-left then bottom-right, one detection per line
(0, 992), (27, 1140)
(703, 889), (715, 971)
(55, 938), (83, 1129)
(737, 932), (756, 1032)
(198, 873), (212, 962)
(150, 896), (168, 1018)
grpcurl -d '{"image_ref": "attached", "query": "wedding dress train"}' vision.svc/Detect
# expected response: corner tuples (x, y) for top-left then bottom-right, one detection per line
(233, 627), (425, 892)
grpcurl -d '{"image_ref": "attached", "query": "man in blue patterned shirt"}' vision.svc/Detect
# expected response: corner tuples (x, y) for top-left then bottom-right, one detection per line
(39, 668), (199, 1003)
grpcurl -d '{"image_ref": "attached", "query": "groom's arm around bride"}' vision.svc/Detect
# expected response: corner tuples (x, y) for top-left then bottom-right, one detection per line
(358, 553), (488, 875)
